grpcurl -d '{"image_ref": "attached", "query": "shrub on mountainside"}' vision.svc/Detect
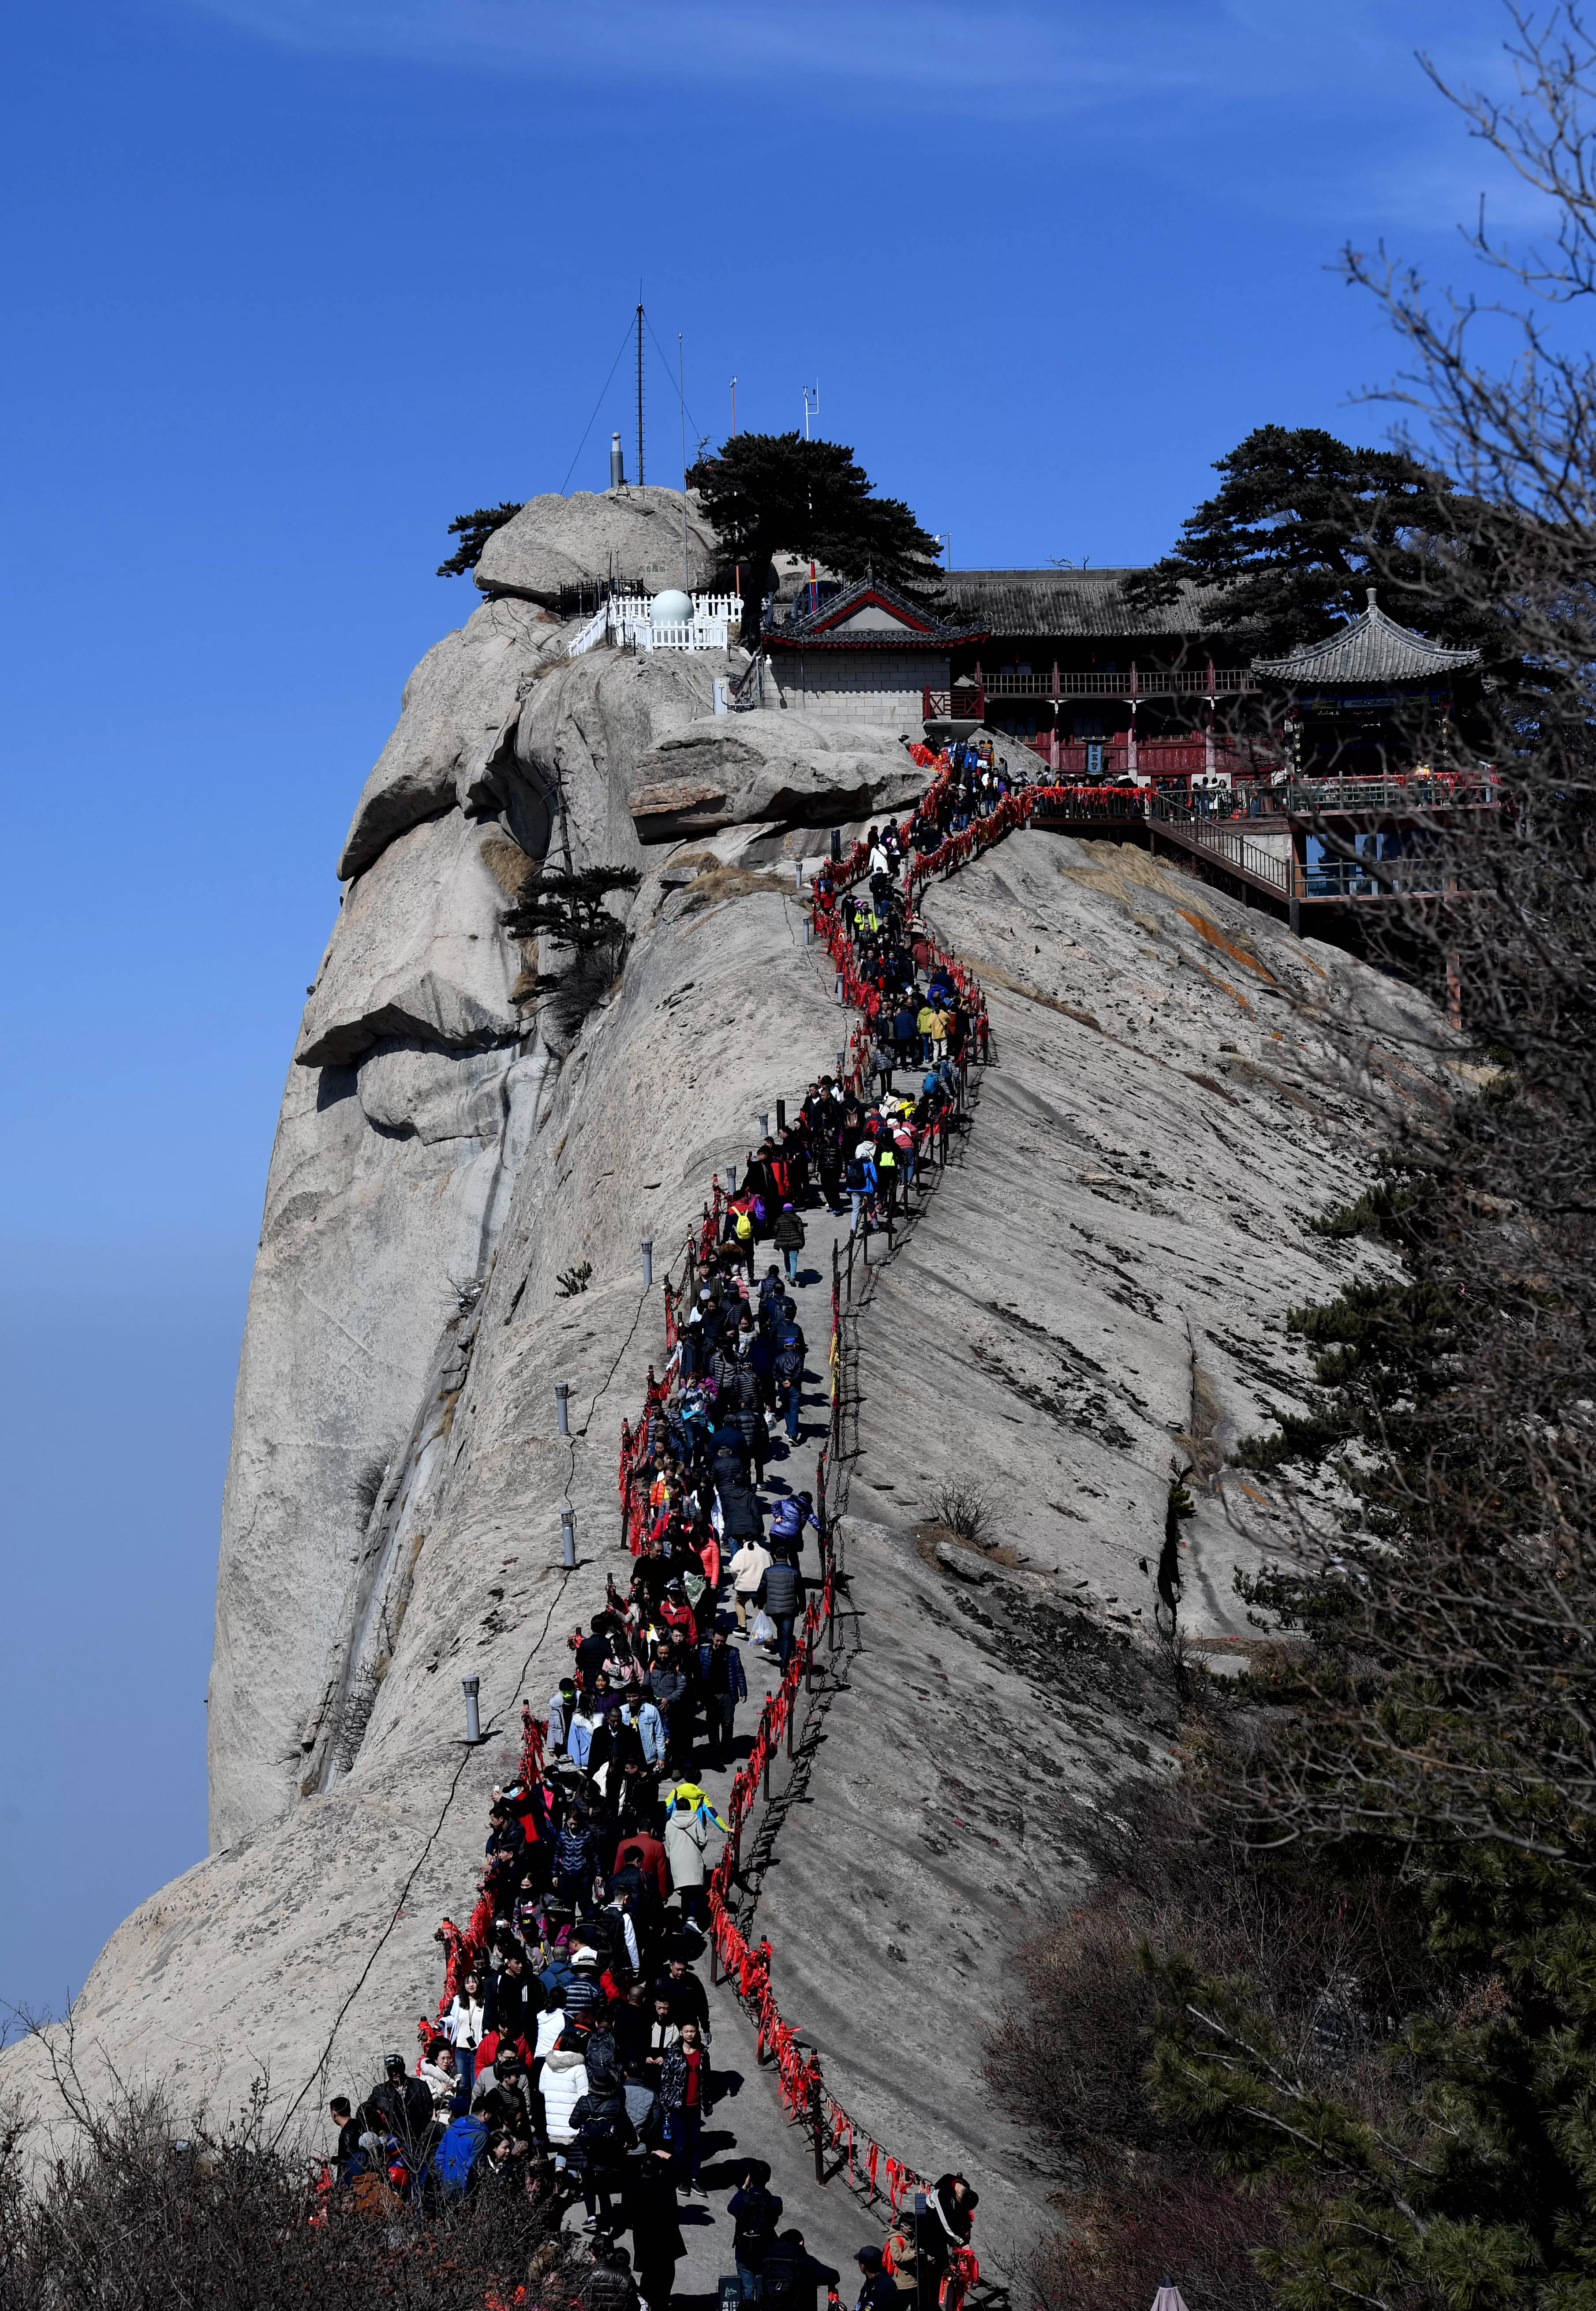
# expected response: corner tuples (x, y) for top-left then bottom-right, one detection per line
(0, 2082), (572, 2311)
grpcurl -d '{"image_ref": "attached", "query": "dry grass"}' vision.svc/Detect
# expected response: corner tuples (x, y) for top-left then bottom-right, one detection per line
(478, 835), (536, 897)
(677, 865), (792, 912)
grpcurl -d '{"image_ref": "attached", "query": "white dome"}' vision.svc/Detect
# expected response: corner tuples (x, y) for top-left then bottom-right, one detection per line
(650, 588), (694, 627)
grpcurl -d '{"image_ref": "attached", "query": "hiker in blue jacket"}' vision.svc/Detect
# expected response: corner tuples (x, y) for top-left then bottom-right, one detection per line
(699, 1624), (748, 1767)
(769, 1491), (822, 1552)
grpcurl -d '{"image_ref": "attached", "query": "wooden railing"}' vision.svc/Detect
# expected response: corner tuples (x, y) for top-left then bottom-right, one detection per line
(1024, 737), (1264, 780)
(1149, 801), (1463, 903)
(1157, 772), (1502, 821)
(1150, 801), (1293, 895)
(922, 684), (987, 720)
(980, 666), (1260, 699)
(1302, 856), (1459, 899)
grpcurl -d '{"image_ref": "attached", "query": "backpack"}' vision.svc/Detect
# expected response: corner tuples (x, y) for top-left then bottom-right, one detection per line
(578, 2101), (635, 2164)
(586, 1908), (624, 1965)
(432, 2114), (489, 2198)
(733, 2183), (781, 2249)
(762, 2239), (805, 2308)
(774, 1342), (803, 1382)
(735, 1212), (753, 1242)
(584, 2025), (622, 2092)
(844, 1158), (867, 1191)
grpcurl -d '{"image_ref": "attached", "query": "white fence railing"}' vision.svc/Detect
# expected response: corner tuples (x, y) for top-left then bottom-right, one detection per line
(610, 591), (742, 628)
(568, 591), (744, 658)
(627, 616), (732, 652)
(567, 602), (610, 658)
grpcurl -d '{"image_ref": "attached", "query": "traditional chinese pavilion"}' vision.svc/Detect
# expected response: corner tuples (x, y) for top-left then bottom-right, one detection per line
(1253, 589), (1481, 780)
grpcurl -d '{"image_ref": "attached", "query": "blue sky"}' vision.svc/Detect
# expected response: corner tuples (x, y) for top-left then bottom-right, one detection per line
(0, 0), (1547, 2020)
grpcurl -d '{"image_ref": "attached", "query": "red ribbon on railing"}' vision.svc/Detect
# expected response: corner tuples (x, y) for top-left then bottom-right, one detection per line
(518, 1701), (544, 1786)
(433, 753), (1012, 2262)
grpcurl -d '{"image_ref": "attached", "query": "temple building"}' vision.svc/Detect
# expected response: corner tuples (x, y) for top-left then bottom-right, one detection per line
(758, 577), (990, 725)
(760, 565), (1249, 778)
(757, 566), (1481, 793)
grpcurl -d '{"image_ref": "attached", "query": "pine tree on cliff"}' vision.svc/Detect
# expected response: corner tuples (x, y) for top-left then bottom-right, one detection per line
(502, 862), (642, 1027)
(1123, 424), (1462, 655)
(502, 864), (642, 960)
(686, 433), (944, 648)
(437, 502), (524, 578)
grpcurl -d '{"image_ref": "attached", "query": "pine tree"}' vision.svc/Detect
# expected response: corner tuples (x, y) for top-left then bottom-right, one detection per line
(502, 863), (643, 1029)
(437, 501), (525, 579)
(1124, 426), (1462, 654)
(502, 864), (642, 957)
(685, 432), (943, 646)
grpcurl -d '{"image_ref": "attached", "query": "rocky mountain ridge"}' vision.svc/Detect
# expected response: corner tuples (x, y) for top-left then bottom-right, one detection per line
(0, 490), (1453, 2274)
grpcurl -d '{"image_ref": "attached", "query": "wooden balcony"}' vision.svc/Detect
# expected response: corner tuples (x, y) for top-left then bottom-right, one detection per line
(1024, 737), (1264, 780)
(980, 665), (1260, 700)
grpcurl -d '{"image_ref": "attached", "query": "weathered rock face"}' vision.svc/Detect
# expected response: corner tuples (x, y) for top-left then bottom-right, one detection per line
(475, 486), (720, 606)
(208, 618), (729, 1852)
(629, 710), (923, 840)
(338, 595), (572, 881)
(298, 811), (525, 1068)
(1, 546), (1454, 2274)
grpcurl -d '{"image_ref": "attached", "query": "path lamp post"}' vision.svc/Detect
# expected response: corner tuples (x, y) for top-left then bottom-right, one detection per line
(555, 1382), (571, 1436)
(461, 1676), (482, 1745)
(641, 1239), (654, 1286)
(561, 1505), (576, 1569)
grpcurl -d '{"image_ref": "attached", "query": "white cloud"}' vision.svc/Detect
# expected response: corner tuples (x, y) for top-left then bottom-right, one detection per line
(170, 0), (1520, 115)
(168, 0), (1564, 257)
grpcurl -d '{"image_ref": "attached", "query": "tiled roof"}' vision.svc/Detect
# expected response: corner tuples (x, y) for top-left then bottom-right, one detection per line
(1255, 593), (1479, 684)
(940, 568), (1215, 639)
(763, 575), (987, 652)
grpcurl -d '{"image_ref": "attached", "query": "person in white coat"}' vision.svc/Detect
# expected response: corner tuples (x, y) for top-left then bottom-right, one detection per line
(665, 1794), (710, 1929)
(539, 2038), (589, 2154)
(728, 1537), (772, 1635)
(444, 1969), (486, 2079)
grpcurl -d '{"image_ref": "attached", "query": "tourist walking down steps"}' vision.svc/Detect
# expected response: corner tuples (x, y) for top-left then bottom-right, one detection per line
(321, 787), (983, 2307)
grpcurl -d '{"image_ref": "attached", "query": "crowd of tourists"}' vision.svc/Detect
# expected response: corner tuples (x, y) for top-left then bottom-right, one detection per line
(322, 803), (981, 2311)
(902, 737), (1027, 851)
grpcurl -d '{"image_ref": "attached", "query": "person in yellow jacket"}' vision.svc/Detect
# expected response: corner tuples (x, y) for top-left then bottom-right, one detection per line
(662, 1779), (729, 1836)
(732, 1205), (755, 1282)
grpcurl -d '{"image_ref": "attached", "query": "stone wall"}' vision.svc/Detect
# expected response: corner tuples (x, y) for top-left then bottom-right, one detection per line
(766, 647), (946, 725)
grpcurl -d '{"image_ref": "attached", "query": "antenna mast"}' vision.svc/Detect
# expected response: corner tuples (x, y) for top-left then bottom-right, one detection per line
(679, 332), (689, 590)
(635, 295), (645, 489)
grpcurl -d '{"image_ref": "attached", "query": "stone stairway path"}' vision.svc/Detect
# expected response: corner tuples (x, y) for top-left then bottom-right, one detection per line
(564, 1193), (873, 2306)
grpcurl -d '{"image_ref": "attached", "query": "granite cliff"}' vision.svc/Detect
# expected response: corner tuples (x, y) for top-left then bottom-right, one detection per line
(1, 490), (1452, 2274)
